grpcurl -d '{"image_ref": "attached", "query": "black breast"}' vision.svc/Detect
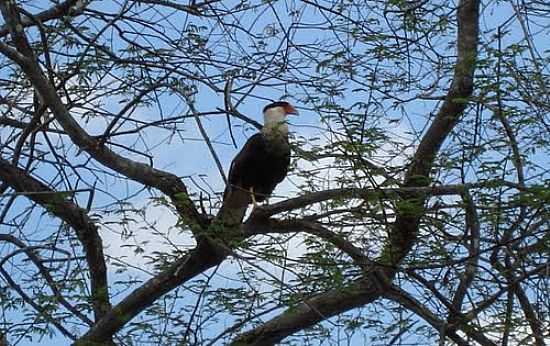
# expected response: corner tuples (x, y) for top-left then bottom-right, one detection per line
(227, 133), (290, 202)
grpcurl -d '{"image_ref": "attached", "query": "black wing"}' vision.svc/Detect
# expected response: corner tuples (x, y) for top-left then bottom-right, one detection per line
(225, 134), (266, 195)
(224, 133), (290, 202)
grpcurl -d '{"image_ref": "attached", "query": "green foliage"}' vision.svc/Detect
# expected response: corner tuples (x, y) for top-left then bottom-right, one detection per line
(0, 1), (548, 345)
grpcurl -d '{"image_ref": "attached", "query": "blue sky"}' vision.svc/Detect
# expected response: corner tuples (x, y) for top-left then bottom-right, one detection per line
(1, 0), (549, 345)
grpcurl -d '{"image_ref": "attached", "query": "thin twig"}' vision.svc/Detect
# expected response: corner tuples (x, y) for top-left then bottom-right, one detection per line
(187, 100), (228, 184)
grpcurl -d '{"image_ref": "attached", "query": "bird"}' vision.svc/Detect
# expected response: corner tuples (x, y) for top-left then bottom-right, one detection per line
(224, 101), (298, 208)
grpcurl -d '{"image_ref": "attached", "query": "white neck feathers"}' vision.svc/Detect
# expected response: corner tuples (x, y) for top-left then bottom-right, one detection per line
(261, 106), (288, 136)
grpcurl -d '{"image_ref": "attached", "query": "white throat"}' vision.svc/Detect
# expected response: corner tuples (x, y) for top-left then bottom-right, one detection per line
(261, 107), (288, 137)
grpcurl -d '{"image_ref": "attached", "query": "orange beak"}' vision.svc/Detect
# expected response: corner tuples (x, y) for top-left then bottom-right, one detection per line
(284, 104), (299, 115)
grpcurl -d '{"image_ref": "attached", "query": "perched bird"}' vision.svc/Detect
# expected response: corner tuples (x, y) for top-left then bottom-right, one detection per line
(224, 101), (298, 207)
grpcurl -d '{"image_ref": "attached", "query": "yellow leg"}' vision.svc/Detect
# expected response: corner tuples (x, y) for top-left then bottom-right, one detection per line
(249, 187), (258, 208)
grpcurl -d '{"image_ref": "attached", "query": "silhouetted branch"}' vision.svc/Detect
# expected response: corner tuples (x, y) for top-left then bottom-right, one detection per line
(0, 158), (111, 321)
(232, 1), (481, 343)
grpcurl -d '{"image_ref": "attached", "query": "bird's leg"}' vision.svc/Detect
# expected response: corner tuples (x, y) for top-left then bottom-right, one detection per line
(249, 187), (258, 208)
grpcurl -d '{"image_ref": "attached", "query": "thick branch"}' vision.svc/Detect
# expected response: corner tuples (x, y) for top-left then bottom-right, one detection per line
(0, 0), (85, 38)
(256, 182), (499, 217)
(232, 1), (481, 344)
(0, 158), (111, 321)
(77, 176), (265, 344)
(384, 0), (480, 265)
(75, 238), (230, 344)
(0, 1), (205, 232)
(230, 274), (387, 346)
(75, 183), (383, 342)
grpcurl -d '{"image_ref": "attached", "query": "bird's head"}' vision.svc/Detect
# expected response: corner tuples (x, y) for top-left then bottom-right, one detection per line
(262, 101), (298, 127)
(263, 101), (298, 116)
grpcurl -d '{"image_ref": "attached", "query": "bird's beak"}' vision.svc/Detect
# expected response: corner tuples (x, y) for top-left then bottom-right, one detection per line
(285, 104), (299, 115)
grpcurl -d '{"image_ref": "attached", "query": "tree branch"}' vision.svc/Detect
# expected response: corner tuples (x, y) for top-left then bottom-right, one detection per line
(231, 1), (481, 344)
(449, 190), (480, 320)
(0, 0), (86, 39)
(230, 270), (391, 345)
(0, 0), (206, 233)
(75, 238), (230, 344)
(255, 183), (493, 217)
(513, 283), (545, 346)
(0, 234), (93, 326)
(244, 217), (370, 267)
(0, 158), (111, 321)
(383, 285), (496, 346)
(383, 0), (480, 265)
